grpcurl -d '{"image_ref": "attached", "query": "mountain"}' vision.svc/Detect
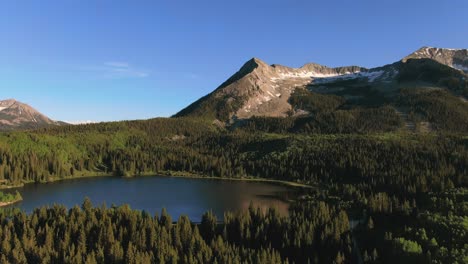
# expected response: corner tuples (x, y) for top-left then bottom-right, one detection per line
(175, 47), (468, 132)
(175, 58), (369, 120)
(0, 99), (62, 131)
(402, 46), (468, 73)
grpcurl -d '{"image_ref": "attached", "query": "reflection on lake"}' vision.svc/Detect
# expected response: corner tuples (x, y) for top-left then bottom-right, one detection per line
(8, 176), (294, 221)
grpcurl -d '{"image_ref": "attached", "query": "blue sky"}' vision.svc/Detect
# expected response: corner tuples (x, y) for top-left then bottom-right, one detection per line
(1, 0), (467, 122)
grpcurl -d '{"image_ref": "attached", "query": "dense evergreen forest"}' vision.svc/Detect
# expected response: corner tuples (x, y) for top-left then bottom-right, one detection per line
(0, 116), (467, 263)
(0, 199), (353, 264)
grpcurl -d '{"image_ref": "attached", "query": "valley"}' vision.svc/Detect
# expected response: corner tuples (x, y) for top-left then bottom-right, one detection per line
(2, 0), (467, 262)
(0, 46), (466, 263)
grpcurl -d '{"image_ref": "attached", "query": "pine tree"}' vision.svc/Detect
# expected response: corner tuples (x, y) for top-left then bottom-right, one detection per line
(367, 216), (374, 230)
(363, 250), (370, 262)
(372, 248), (378, 261)
(334, 251), (344, 264)
(200, 211), (217, 242)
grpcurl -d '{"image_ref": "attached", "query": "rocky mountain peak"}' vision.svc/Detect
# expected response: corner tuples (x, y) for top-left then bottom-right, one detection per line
(403, 46), (468, 73)
(243, 57), (269, 69)
(176, 46), (467, 122)
(0, 99), (60, 131)
(176, 57), (372, 120)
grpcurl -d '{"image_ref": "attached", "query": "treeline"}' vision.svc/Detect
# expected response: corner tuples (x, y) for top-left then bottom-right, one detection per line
(0, 199), (352, 264)
(243, 87), (404, 134)
(242, 85), (468, 134)
(397, 58), (468, 97)
(0, 122), (467, 195)
(241, 106), (403, 134)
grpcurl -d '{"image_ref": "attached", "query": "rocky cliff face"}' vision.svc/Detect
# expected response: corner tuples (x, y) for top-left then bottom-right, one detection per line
(0, 99), (60, 131)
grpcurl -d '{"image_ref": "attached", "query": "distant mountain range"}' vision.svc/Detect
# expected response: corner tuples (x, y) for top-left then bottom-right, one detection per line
(0, 99), (63, 131)
(2, 46), (467, 132)
(175, 47), (468, 125)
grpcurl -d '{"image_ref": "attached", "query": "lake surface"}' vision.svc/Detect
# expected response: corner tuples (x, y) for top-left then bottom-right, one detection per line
(7, 176), (294, 221)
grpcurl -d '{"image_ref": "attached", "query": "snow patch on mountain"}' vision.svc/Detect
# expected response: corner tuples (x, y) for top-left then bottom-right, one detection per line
(65, 120), (98, 125)
(271, 69), (361, 82)
(453, 64), (468, 72)
(313, 70), (387, 84)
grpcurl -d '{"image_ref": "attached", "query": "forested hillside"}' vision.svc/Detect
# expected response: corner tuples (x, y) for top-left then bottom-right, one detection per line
(0, 115), (466, 263)
(1, 54), (467, 263)
(0, 0), (466, 261)
(0, 118), (466, 193)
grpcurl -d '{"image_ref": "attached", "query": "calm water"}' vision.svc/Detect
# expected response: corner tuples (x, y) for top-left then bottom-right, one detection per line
(7, 176), (293, 221)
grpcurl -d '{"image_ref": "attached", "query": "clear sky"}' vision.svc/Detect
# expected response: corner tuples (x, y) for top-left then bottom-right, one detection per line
(1, 0), (467, 122)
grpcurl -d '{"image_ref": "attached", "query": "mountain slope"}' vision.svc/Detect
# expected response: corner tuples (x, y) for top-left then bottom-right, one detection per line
(175, 47), (468, 133)
(402, 46), (468, 73)
(175, 58), (367, 121)
(0, 99), (61, 131)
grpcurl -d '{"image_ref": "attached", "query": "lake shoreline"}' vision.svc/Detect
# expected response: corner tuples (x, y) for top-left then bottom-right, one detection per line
(5, 173), (296, 218)
(159, 174), (314, 189)
(0, 198), (23, 207)
(0, 171), (312, 211)
(2, 170), (314, 190)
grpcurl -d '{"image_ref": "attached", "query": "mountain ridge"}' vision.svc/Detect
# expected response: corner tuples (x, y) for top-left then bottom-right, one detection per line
(3, 46), (467, 132)
(0, 99), (62, 131)
(175, 57), (374, 120)
(402, 46), (468, 72)
(174, 46), (467, 132)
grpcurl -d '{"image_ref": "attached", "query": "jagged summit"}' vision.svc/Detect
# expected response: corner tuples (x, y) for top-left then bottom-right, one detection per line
(235, 58), (268, 74)
(175, 56), (390, 120)
(245, 57), (269, 67)
(176, 46), (467, 122)
(0, 99), (61, 131)
(403, 46), (468, 72)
